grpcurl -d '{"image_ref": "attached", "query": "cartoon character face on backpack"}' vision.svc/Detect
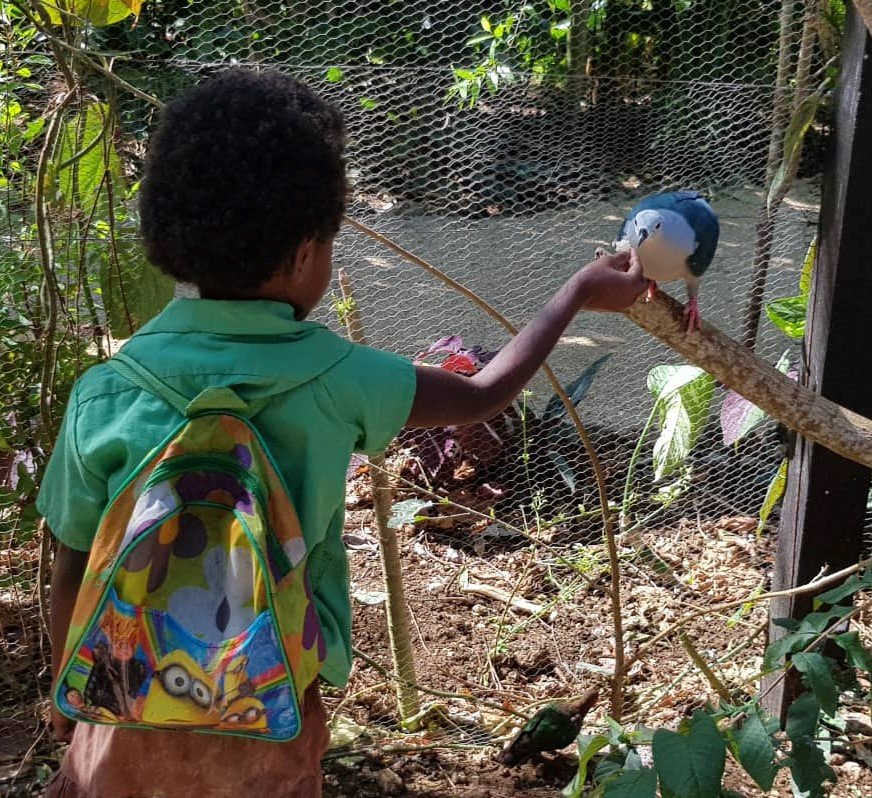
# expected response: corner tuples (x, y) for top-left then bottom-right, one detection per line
(217, 655), (269, 733)
(142, 649), (219, 727)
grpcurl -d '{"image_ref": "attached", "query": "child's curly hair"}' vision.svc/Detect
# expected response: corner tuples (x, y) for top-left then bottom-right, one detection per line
(140, 68), (346, 296)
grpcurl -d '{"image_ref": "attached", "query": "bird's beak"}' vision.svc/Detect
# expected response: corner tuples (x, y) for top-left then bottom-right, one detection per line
(638, 228), (649, 244)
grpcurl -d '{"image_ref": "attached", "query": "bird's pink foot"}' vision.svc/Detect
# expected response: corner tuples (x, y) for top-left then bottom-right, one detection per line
(683, 297), (701, 332)
(646, 280), (658, 302)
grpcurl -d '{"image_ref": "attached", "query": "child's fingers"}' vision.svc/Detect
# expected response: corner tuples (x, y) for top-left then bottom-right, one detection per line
(601, 250), (632, 272)
(628, 248), (643, 279)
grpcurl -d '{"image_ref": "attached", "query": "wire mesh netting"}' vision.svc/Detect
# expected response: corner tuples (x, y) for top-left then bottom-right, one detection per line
(3, 1), (871, 795)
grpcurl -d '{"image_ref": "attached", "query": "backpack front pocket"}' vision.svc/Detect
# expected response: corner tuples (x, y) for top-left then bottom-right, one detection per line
(56, 586), (302, 740)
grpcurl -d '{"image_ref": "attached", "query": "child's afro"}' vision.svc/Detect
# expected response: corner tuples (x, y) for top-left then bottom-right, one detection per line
(140, 68), (346, 296)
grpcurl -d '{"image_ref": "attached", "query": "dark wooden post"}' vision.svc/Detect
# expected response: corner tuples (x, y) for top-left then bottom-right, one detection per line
(764, 4), (872, 721)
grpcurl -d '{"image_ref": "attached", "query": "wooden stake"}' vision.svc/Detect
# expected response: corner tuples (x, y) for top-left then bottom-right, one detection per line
(337, 269), (421, 723)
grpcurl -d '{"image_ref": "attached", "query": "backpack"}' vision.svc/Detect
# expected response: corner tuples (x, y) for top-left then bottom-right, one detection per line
(52, 352), (326, 741)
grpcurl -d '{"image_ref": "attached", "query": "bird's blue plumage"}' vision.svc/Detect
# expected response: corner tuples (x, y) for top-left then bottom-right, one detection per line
(618, 191), (719, 277)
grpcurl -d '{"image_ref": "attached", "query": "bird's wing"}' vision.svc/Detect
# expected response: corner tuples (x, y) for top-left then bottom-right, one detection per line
(681, 198), (719, 277)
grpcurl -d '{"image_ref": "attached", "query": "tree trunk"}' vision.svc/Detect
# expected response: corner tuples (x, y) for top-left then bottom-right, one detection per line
(742, 0), (799, 350)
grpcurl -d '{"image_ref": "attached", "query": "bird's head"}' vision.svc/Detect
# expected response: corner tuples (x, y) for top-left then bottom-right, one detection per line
(630, 209), (665, 248)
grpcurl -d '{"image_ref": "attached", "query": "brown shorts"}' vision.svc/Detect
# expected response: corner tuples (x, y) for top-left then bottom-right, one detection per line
(45, 684), (330, 798)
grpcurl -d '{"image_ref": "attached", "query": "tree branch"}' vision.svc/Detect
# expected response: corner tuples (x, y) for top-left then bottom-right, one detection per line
(624, 290), (872, 468)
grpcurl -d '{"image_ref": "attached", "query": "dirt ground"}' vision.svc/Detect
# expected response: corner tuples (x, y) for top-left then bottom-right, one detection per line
(2, 486), (871, 797)
(314, 477), (872, 798)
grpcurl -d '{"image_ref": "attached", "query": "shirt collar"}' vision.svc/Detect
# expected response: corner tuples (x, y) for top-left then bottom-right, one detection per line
(136, 298), (309, 337)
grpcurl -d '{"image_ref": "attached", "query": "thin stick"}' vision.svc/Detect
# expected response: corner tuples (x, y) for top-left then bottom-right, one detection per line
(343, 215), (627, 720)
(680, 632), (732, 702)
(625, 557), (871, 670)
(338, 270), (420, 723)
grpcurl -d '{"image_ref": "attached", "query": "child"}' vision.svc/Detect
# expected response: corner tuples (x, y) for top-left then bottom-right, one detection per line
(40, 68), (646, 798)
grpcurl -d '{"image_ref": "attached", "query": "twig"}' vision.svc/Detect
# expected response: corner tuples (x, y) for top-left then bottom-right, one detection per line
(679, 632), (732, 703)
(459, 566), (543, 616)
(344, 215), (627, 719)
(34, 91), (76, 448)
(351, 645), (528, 720)
(625, 557), (871, 671)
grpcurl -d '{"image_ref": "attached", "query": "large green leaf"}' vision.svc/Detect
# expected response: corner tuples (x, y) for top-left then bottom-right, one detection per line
(562, 734), (609, 797)
(40, 0), (142, 26)
(730, 711), (779, 791)
(792, 653), (838, 717)
(647, 365), (714, 481)
(652, 711), (726, 798)
(833, 631), (872, 674)
(785, 693), (834, 797)
(813, 568), (872, 607)
(767, 92), (822, 210)
(602, 768), (657, 798)
(542, 354), (611, 420)
(766, 295), (807, 339)
(55, 103), (121, 213)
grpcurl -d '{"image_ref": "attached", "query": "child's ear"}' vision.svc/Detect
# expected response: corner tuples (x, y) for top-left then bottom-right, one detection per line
(291, 238), (317, 277)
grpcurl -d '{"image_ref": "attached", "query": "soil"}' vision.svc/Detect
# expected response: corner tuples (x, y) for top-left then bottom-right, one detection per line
(3, 487), (871, 797)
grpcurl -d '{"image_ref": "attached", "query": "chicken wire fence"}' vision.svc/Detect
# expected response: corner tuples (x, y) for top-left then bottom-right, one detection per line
(0, 0), (861, 784)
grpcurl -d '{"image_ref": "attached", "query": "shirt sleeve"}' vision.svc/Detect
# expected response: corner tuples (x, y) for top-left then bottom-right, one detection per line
(325, 343), (417, 455)
(35, 383), (108, 551)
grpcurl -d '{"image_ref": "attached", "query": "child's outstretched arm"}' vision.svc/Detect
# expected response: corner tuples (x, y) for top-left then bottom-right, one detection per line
(405, 250), (646, 429)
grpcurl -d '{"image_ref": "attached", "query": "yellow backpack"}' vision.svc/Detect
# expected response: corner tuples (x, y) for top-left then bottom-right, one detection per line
(53, 352), (325, 740)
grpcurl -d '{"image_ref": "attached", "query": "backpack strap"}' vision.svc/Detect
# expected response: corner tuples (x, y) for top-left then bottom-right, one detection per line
(108, 351), (266, 418)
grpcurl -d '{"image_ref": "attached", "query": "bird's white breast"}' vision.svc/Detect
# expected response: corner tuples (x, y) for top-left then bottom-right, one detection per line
(636, 210), (697, 283)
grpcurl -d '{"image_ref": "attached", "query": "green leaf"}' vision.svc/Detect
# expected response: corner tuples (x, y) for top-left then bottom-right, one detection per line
(481, 14), (492, 31)
(359, 97), (378, 111)
(562, 734), (610, 797)
(758, 458), (787, 534)
(767, 92), (822, 210)
(40, 0), (142, 26)
(766, 295), (807, 339)
(542, 354), (611, 420)
(647, 366), (714, 481)
(602, 768), (657, 798)
(731, 711), (779, 791)
(785, 693), (834, 797)
(388, 499), (432, 527)
(325, 67), (344, 84)
(792, 653), (838, 717)
(799, 236), (817, 298)
(652, 711), (726, 798)
(814, 569), (872, 607)
(833, 631), (872, 673)
(23, 117), (46, 143)
(55, 103), (122, 213)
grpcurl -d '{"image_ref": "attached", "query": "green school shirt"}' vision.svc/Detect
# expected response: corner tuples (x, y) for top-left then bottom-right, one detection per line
(36, 298), (416, 688)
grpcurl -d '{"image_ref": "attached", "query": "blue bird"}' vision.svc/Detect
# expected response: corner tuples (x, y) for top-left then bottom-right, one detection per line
(615, 190), (719, 332)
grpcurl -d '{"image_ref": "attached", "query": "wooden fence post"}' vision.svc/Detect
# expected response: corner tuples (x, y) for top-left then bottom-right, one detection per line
(763, 4), (872, 721)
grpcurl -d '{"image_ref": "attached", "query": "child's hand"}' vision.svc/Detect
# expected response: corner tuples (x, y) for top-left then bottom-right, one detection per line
(51, 705), (75, 742)
(576, 249), (647, 312)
